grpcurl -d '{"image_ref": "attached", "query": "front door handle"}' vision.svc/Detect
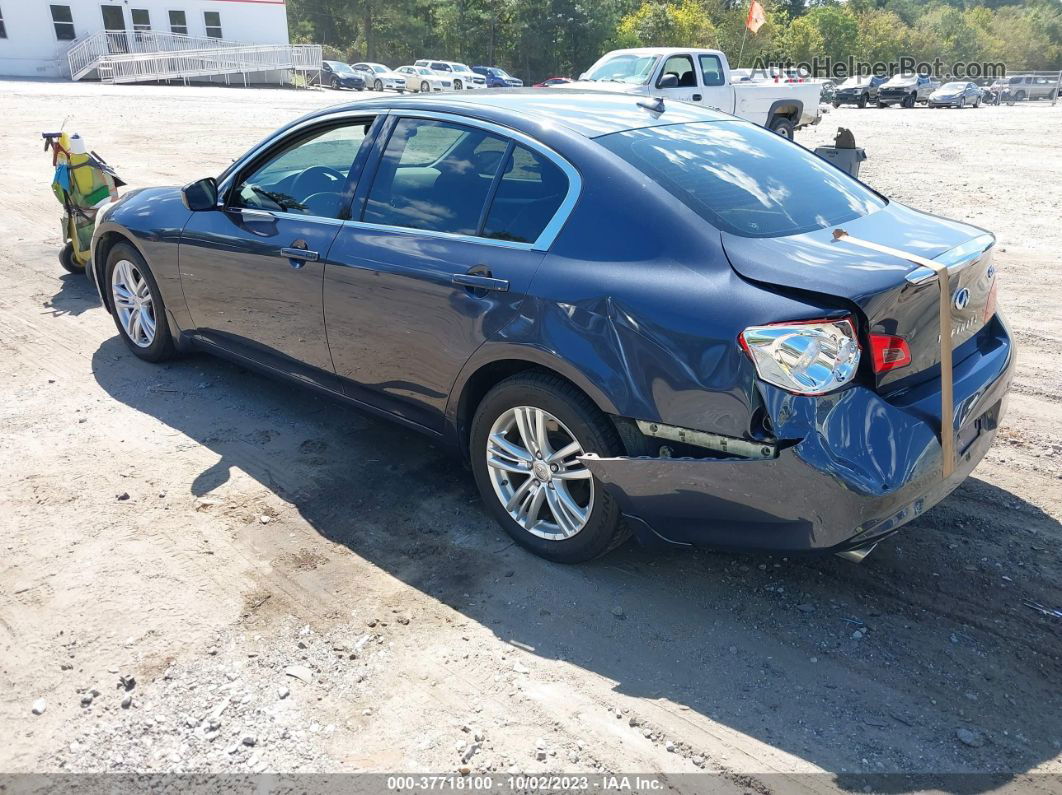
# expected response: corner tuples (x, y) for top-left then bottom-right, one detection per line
(281, 247), (319, 262)
(452, 273), (509, 292)
(692, 93), (702, 101)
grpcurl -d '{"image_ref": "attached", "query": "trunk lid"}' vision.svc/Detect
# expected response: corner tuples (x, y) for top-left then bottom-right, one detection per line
(721, 202), (997, 391)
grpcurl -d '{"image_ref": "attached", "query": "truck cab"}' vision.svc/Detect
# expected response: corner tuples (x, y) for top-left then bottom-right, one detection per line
(564, 48), (823, 138)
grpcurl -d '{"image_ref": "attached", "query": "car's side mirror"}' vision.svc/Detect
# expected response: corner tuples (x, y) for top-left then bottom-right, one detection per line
(182, 177), (218, 211)
(657, 74), (678, 89)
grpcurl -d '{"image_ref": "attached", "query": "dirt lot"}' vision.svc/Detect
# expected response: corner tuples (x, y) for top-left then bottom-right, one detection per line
(0, 78), (1059, 786)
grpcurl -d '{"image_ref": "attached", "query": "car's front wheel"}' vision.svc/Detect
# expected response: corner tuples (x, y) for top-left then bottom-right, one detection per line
(858, 93), (868, 108)
(374, 79), (383, 91)
(421, 80), (430, 93)
(106, 242), (175, 362)
(453, 79), (463, 90)
(470, 372), (627, 563)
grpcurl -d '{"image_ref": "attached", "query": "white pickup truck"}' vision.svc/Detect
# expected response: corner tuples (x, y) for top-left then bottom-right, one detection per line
(558, 48), (823, 139)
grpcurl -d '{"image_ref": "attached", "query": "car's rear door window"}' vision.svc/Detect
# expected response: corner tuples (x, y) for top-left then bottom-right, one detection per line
(598, 120), (885, 238)
(482, 145), (567, 243)
(363, 118), (507, 235)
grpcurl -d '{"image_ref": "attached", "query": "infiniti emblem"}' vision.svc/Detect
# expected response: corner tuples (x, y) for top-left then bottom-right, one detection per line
(953, 287), (971, 311)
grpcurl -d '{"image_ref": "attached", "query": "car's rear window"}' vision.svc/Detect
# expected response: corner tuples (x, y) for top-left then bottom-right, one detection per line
(598, 121), (885, 238)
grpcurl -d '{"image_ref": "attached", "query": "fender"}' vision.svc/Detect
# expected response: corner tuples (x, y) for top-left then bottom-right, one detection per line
(766, 98), (804, 127)
(446, 340), (621, 426)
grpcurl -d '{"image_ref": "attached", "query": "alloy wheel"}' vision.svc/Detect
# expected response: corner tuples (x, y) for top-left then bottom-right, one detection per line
(485, 406), (593, 541)
(374, 79), (383, 91)
(111, 258), (156, 348)
(421, 81), (429, 93)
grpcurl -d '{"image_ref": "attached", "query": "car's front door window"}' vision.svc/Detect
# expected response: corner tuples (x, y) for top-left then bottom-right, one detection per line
(232, 121), (372, 219)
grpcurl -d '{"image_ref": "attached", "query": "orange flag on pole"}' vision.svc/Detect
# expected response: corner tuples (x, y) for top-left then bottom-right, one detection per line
(746, 0), (767, 33)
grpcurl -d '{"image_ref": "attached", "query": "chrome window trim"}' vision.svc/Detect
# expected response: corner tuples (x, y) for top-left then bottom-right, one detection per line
(219, 107), (581, 252)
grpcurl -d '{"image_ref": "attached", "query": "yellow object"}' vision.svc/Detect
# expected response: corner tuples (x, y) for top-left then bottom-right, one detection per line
(67, 133), (97, 195)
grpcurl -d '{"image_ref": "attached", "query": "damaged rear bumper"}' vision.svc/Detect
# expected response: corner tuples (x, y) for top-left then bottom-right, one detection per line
(581, 317), (1014, 554)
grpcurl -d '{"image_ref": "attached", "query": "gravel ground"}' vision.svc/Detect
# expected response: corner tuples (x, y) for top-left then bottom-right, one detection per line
(0, 79), (1059, 786)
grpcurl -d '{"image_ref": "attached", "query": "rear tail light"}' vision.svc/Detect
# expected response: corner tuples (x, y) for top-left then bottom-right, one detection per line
(869, 334), (912, 373)
(739, 317), (861, 395)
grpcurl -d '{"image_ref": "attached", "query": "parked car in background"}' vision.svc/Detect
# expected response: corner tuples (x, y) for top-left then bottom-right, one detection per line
(878, 73), (938, 107)
(832, 75), (886, 108)
(472, 66), (523, 87)
(395, 65), (451, 92)
(316, 61), (366, 91)
(533, 77), (573, 87)
(818, 79), (836, 104)
(566, 48), (823, 138)
(995, 74), (1059, 102)
(928, 81), (982, 108)
(414, 60), (486, 89)
(89, 91), (1012, 564)
(351, 63), (406, 92)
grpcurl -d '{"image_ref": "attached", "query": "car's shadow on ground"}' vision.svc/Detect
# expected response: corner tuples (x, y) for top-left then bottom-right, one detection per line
(45, 270), (98, 317)
(91, 340), (1062, 790)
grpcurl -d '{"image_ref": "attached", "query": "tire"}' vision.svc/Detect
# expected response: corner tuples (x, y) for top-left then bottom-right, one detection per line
(421, 80), (430, 93)
(902, 92), (915, 108)
(59, 241), (85, 274)
(832, 100), (840, 108)
(105, 242), (175, 363)
(453, 79), (463, 90)
(877, 101), (887, 108)
(1015, 90), (1026, 102)
(768, 117), (795, 140)
(330, 77), (338, 90)
(959, 97), (965, 109)
(374, 79), (383, 92)
(857, 93), (868, 109)
(469, 372), (627, 563)
(974, 96), (981, 108)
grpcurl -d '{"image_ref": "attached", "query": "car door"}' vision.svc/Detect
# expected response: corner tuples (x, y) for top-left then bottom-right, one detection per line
(322, 113), (576, 431)
(179, 115), (380, 390)
(652, 53), (701, 104)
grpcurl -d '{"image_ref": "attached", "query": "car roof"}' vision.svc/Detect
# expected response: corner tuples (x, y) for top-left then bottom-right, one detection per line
(310, 89), (732, 138)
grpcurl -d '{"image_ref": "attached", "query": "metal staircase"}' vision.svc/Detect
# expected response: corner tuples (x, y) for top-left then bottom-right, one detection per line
(66, 30), (321, 86)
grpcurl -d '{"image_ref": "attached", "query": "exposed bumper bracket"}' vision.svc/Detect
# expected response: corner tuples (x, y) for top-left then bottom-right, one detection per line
(635, 419), (777, 460)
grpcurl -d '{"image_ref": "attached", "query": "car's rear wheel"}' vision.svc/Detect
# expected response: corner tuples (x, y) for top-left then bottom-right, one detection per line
(769, 117), (795, 139)
(470, 372), (627, 563)
(421, 80), (430, 93)
(106, 242), (175, 362)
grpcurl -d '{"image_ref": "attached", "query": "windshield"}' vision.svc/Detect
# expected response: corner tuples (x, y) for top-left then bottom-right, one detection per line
(885, 74), (917, 86)
(839, 76), (871, 88)
(417, 67), (431, 75)
(327, 62), (353, 74)
(371, 64), (387, 73)
(940, 82), (966, 91)
(599, 121), (885, 238)
(452, 64), (471, 72)
(585, 54), (658, 85)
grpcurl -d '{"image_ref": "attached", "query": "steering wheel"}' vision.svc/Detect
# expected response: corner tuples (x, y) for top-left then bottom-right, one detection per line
(291, 166), (345, 202)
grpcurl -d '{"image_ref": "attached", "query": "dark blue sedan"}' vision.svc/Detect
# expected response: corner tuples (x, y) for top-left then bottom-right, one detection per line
(318, 60), (366, 91)
(88, 91), (1013, 563)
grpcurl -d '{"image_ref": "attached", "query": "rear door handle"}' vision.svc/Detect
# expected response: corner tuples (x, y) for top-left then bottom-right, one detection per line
(452, 273), (509, 292)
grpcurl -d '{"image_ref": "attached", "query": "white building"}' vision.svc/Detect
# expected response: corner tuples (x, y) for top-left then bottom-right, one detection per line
(0, 0), (291, 78)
